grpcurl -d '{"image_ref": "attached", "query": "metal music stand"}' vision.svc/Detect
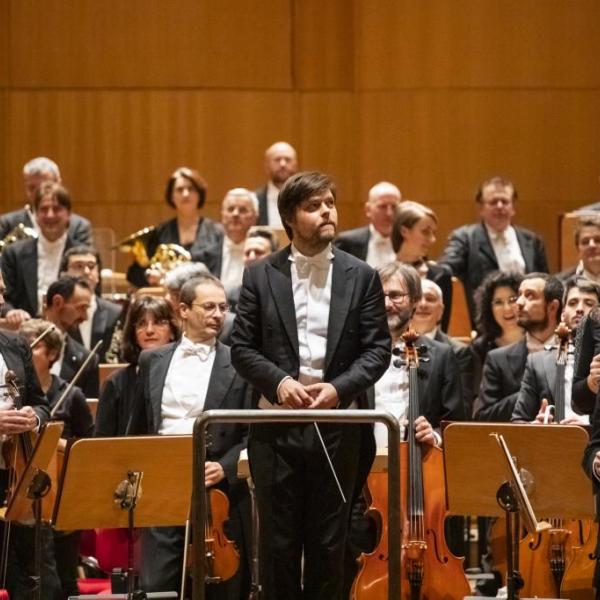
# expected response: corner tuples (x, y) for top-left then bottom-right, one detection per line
(53, 435), (193, 599)
(443, 423), (593, 600)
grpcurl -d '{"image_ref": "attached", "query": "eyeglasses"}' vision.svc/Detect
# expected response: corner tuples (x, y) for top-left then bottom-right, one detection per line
(492, 296), (517, 308)
(384, 291), (410, 303)
(190, 302), (230, 314)
(135, 318), (171, 330)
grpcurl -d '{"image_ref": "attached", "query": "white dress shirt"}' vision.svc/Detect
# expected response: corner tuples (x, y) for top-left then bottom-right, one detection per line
(564, 347), (588, 424)
(0, 352), (10, 411)
(78, 295), (97, 350)
(289, 244), (333, 386)
(485, 224), (526, 274)
(374, 348), (409, 448)
(159, 336), (216, 435)
(266, 181), (283, 228)
(365, 224), (395, 269)
(220, 236), (245, 292)
(37, 232), (68, 315)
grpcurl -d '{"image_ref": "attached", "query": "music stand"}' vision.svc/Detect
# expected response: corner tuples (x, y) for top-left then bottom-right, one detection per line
(3, 421), (63, 600)
(443, 423), (593, 600)
(53, 435), (193, 598)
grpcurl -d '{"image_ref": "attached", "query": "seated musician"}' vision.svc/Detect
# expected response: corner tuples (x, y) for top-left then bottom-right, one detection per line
(127, 274), (251, 598)
(512, 277), (600, 423)
(0, 273), (61, 599)
(19, 318), (94, 598)
(345, 262), (465, 596)
(1, 182), (82, 329)
(61, 245), (123, 363)
(94, 295), (179, 437)
(43, 276), (100, 399)
(474, 273), (563, 422)
(557, 216), (600, 284)
(126, 167), (223, 288)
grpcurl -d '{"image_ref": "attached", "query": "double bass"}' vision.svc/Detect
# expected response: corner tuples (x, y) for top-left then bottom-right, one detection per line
(351, 331), (470, 599)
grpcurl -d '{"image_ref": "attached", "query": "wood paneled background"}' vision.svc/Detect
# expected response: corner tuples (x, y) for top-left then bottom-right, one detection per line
(2, 0), (600, 271)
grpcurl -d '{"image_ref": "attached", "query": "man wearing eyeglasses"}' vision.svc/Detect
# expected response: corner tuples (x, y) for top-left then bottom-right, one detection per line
(127, 273), (251, 598)
(440, 176), (548, 328)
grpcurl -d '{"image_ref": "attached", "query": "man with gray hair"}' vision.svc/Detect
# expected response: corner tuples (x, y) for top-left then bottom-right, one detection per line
(0, 157), (93, 244)
(334, 181), (401, 268)
(255, 141), (299, 226)
(193, 188), (258, 291)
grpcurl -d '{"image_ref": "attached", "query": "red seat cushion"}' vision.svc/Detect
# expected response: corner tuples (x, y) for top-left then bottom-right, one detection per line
(77, 579), (111, 594)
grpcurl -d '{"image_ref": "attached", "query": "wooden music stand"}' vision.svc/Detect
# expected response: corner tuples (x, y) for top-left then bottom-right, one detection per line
(53, 435), (193, 598)
(443, 423), (593, 600)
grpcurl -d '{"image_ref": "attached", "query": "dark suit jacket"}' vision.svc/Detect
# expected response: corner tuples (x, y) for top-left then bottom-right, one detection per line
(572, 310), (600, 415)
(192, 240), (223, 278)
(474, 338), (529, 422)
(46, 375), (94, 439)
(0, 207), (93, 245)
(95, 364), (136, 437)
(60, 335), (100, 399)
(0, 330), (49, 424)
(68, 297), (123, 363)
(255, 186), (269, 226)
(434, 330), (473, 418)
(127, 341), (251, 485)
(440, 222), (549, 326)
(334, 226), (370, 261)
(126, 216), (223, 287)
(1, 234), (77, 316)
(231, 246), (391, 409)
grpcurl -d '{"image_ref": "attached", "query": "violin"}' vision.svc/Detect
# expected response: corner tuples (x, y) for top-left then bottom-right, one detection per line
(351, 331), (470, 599)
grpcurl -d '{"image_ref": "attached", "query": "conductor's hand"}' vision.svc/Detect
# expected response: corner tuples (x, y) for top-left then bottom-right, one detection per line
(588, 354), (600, 393)
(414, 416), (438, 446)
(277, 378), (312, 409)
(593, 451), (600, 481)
(533, 398), (553, 424)
(305, 383), (339, 409)
(205, 461), (225, 487)
(0, 406), (37, 435)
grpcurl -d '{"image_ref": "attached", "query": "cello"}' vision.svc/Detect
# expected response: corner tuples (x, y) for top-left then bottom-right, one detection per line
(351, 331), (470, 599)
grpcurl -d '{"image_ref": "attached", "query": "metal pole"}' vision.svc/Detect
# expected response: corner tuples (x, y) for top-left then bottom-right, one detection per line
(192, 409), (401, 600)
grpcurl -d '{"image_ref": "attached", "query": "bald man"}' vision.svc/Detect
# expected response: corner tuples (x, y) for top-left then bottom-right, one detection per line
(334, 181), (401, 269)
(254, 141), (298, 227)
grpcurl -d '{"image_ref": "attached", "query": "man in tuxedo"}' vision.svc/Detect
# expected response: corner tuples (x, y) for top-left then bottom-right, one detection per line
(127, 274), (251, 598)
(43, 276), (99, 399)
(334, 181), (401, 269)
(61, 245), (122, 362)
(475, 273), (563, 422)
(231, 171), (391, 599)
(0, 156), (92, 244)
(440, 176), (548, 327)
(194, 188), (258, 292)
(0, 272), (61, 599)
(2, 181), (79, 328)
(512, 277), (600, 423)
(255, 141), (298, 227)
(410, 277), (474, 416)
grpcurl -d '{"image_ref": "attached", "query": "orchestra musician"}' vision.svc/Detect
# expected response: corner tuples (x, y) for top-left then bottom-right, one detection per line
(231, 171), (391, 600)
(126, 167), (223, 288)
(94, 295), (180, 438)
(512, 277), (600, 423)
(0, 272), (61, 599)
(127, 274), (251, 598)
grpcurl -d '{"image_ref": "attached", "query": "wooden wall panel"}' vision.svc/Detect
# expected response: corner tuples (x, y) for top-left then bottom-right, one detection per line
(294, 0), (354, 90)
(355, 0), (600, 89)
(0, 1), (9, 87)
(8, 0), (292, 89)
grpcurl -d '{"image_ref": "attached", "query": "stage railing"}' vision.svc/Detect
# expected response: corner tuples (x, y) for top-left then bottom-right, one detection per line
(192, 409), (401, 600)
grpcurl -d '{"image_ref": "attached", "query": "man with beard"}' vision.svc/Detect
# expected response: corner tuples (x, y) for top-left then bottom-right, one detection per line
(231, 171), (391, 599)
(255, 141), (299, 227)
(511, 277), (600, 423)
(475, 273), (563, 422)
(343, 263), (466, 596)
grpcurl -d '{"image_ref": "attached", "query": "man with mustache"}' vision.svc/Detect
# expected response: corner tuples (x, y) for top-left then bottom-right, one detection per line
(232, 171), (390, 599)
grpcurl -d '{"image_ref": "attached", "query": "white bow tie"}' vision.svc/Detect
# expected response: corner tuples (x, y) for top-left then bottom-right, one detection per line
(181, 341), (212, 361)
